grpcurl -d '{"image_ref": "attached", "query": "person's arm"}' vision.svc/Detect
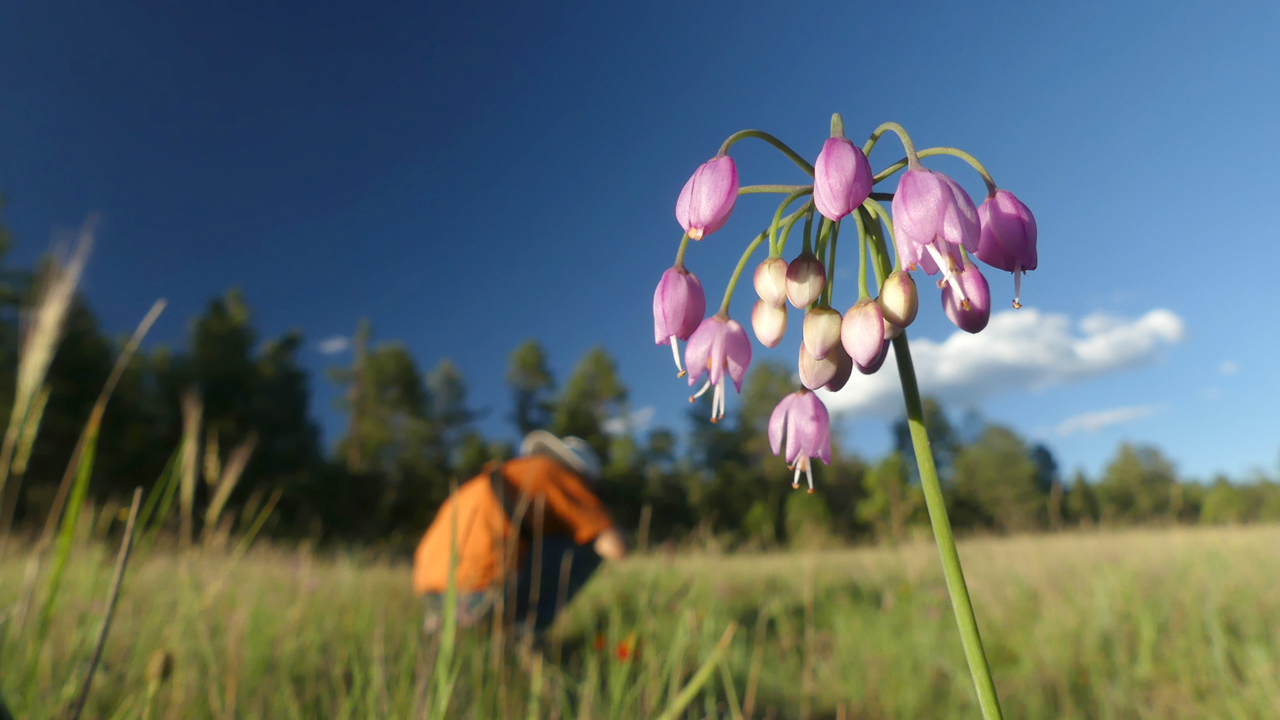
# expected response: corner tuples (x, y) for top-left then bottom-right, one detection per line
(592, 526), (626, 561)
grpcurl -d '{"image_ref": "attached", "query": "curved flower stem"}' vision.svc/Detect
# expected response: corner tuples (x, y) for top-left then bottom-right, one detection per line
(873, 147), (997, 193)
(813, 218), (832, 268)
(801, 212), (814, 255)
(892, 333), (1005, 720)
(852, 210), (869, 301)
(719, 206), (810, 315)
(674, 233), (691, 268)
(823, 220), (840, 306)
(719, 231), (767, 317)
(869, 192), (895, 202)
(862, 199), (900, 273)
(776, 201), (813, 256)
(740, 184), (812, 196)
(718, 130), (815, 176)
(863, 122), (920, 167)
(770, 188), (815, 256)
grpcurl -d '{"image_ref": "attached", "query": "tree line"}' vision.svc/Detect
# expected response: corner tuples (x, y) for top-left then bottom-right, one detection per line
(0, 218), (1276, 550)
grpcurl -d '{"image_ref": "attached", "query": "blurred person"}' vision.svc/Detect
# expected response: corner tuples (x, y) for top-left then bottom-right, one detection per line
(413, 430), (626, 636)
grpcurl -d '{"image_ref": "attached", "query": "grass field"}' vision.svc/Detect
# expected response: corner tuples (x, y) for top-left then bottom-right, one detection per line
(3, 523), (1280, 719)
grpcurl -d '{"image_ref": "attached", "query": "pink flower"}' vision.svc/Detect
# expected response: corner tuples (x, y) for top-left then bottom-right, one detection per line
(891, 168), (980, 308)
(753, 257), (789, 308)
(976, 189), (1037, 308)
(813, 137), (873, 222)
(941, 260), (991, 333)
(824, 344), (854, 392)
(750, 300), (787, 348)
(685, 314), (752, 423)
(675, 156), (738, 241)
(801, 307), (842, 360)
(653, 266), (706, 377)
(768, 389), (832, 492)
(876, 270), (919, 330)
(814, 137), (875, 220)
(797, 343), (838, 391)
(785, 251), (826, 309)
(841, 300), (888, 374)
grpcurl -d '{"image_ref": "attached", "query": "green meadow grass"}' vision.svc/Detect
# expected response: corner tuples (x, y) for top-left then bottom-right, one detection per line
(3, 523), (1280, 719)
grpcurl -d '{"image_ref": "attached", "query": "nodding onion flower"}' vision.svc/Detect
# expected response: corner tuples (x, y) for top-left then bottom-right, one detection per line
(768, 389), (832, 492)
(652, 266), (707, 377)
(976, 189), (1037, 308)
(892, 167), (980, 308)
(675, 156), (738, 241)
(684, 314), (751, 423)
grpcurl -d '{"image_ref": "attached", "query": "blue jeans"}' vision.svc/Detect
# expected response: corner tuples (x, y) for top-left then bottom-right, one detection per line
(423, 534), (601, 635)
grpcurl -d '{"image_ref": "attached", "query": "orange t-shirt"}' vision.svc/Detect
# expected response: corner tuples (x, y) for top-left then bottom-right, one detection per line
(412, 455), (614, 595)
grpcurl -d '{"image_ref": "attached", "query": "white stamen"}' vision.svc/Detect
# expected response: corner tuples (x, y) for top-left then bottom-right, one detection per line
(804, 457), (814, 493)
(670, 337), (687, 377)
(925, 243), (968, 306)
(792, 462), (802, 489)
(690, 379), (712, 402)
(711, 381), (725, 422)
(1012, 266), (1023, 309)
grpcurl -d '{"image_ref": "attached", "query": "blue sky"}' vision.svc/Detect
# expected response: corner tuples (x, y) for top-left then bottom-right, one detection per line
(0, 0), (1277, 481)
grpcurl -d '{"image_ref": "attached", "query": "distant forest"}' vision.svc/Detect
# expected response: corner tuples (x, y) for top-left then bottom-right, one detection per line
(0, 202), (1277, 552)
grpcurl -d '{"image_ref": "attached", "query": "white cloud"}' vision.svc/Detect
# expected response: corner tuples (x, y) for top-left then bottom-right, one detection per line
(603, 405), (656, 436)
(1218, 360), (1238, 375)
(1055, 405), (1160, 437)
(818, 307), (1185, 417)
(317, 335), (350, 355)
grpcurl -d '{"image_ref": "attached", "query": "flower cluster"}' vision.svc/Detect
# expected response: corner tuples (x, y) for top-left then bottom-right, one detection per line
(652, 115), (1037, 492)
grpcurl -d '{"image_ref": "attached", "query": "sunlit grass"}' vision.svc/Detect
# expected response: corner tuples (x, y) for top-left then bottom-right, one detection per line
(4, 523), (1280, 718)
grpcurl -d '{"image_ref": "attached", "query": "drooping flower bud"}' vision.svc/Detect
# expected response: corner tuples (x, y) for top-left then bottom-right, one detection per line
(685, 314), (752, 422)
(883, 317), (902, 341)
(675, 156), (738, 241)
(750, 300), (787, 348)
(653, 266), (707, 377)
(798, 343), (838, 391)
(841, 299), (888, 374)
(812, 137), (873, 222)
(824, 343), (854, 392)
(941, 260), (992, 333)
(768, 389), (832, 492)
(876, 270), (918, 329)
(753, 257), (789, 308)
(802, 306), (842, 360)
(785, 252), (826, 309)
(976, 189), (1037, 308)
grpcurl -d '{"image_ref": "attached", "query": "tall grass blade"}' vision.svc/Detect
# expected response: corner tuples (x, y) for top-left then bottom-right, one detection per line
(431, 480), (460, 719)
(178, 389), (202, 549)
(656, 622), (738, 720)
(0, 222), (94, 530)
(10, 385), (50, 478)
(67, 487), (141, 720)
(201, 432), (257, 545)
(719, 656), (744, 720)
(136, 446), (181, 537)
(34, 299), (165, 646)
(230, 487), (281, 559)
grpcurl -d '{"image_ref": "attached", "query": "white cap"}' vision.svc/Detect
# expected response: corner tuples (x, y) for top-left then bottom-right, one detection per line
(519, 430), (602, 481)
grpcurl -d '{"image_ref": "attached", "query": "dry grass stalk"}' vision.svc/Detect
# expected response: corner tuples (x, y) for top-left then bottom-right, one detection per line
(67, 486), (142, 720)
(179, 389), (202, 549)
(38, 298), (166, 546)
(0, 222), (94, 535)
(203, 429), (221, 489)
(201, 432), (258, 546)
